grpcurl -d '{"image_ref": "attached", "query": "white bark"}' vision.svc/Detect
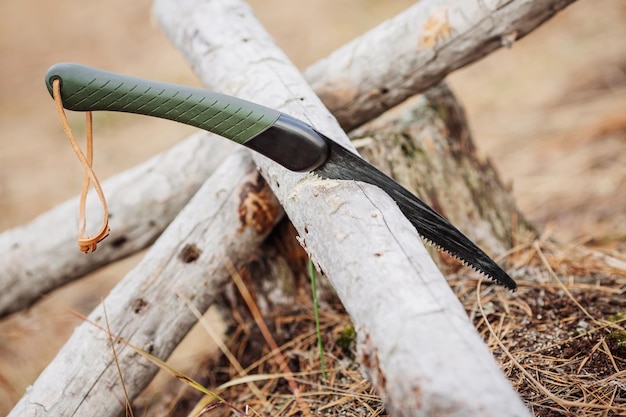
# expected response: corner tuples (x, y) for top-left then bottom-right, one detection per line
(7, 149), (283, 417)
(5, 0), (561, 415)
(154, 1), (530, 416)
(306, 0), (577, 130)
(3, 0), (580, 413)
(0, 133), (233, 316)
(0, 0), (569, 318)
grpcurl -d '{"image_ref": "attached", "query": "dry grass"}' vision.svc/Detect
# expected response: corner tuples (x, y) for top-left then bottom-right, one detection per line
(135, 290), (384, 417)
(463, 237), (626, 416)
(1, 1), (624, 415)
(131, 234), (625, 417)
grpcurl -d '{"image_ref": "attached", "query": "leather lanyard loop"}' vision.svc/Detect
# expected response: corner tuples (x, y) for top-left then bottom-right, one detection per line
(52, 78), (110, 253)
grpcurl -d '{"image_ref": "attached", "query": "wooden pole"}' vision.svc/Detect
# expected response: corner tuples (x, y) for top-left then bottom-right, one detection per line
(0, 0), (569, 317)
(306, 0), (577, 131)
(154, 0), (531, 416)
(7, 149), (283, 417)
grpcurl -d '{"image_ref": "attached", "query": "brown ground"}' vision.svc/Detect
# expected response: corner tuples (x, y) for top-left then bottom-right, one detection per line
(0, 0), (625, 415)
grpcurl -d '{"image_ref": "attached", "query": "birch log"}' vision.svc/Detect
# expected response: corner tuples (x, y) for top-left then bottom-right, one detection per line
(154, 1), (530, 416)
(0, 133), (233, 316)
(306, 0), (577, 131)
(7, 149), (283, 417)
(233, 85), (536, 316)
(0, 0), (567, 316)
(6, 0), (560, 412)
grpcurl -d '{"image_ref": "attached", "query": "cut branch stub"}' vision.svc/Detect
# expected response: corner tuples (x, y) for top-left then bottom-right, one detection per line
(352, 84), (536, 261)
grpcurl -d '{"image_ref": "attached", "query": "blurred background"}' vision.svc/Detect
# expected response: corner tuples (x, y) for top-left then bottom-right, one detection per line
(0, 0), (624, 413)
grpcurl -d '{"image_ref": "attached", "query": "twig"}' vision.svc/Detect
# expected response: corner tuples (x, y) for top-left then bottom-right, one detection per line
(225, 258), (312, 417)
(182, 298), (267, 403)
(103, 302), (134, 417)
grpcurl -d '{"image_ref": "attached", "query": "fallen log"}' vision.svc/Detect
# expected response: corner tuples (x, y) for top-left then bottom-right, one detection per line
(0, 0), (567, 316)
(154, 0), (530, 416)
(6, 149), (283, 417)
(352, 84), (535, 259)
(0, 133), (233, 316)
(229, 84), (537, 317)
(306, 0), (577, 131)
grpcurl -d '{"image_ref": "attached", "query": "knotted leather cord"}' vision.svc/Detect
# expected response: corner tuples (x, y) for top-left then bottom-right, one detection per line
(52, 78), (110, 253)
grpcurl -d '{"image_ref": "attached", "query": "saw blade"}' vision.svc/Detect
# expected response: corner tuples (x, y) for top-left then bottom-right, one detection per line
(313, 137), (517, 291)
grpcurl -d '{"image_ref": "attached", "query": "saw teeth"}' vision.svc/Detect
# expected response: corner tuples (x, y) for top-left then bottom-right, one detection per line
(312, 139), (516, 291)
(419, 234), (514, 291)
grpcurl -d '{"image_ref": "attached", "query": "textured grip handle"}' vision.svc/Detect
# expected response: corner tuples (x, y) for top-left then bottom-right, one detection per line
(45, 63), (280, 144)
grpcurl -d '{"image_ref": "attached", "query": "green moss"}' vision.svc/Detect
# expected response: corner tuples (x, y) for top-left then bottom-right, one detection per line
(608, 330), (626, 347)
(337, 325), (356, 350)
(607, 310), (626, 323)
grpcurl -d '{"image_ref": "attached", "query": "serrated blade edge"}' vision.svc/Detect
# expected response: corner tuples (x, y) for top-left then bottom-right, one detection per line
(313, 137), (517, 291)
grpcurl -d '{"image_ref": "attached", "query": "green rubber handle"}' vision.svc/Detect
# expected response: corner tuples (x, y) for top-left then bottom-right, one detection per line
(45, 63), (280, 144)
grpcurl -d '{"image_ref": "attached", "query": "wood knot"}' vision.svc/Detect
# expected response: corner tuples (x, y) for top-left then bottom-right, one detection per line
(237, 172), (279, 234)
(179, 243), (202, 263)
(131, 298), (149, 314)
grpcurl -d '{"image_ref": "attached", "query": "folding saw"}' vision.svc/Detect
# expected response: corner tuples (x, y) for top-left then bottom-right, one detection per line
(45, 63), (517, 290)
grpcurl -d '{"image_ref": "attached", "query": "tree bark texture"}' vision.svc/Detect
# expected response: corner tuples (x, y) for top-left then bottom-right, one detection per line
(7, 150), (283, 417)
(154, 1), (530, 416)
(305, 0), (578, 131)
(4, 3), (576, 415)
(230, 85), (535, 316)
(0, 0), (569, 317)
(352, 84), (535, 260)
(0, 133), (233, 316)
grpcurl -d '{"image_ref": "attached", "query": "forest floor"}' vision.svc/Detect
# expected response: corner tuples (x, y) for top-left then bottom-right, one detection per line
(0, 0), (624, 415)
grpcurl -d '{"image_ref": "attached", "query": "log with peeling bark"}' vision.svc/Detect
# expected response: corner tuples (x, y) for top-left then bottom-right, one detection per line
(153, 0), (530, 416)
(234, 85), (537, 316)
(306, 0), (577, 131)
(6, 1), (536, 415)
(0, 133), (233, 316)
(0, 0), (568, 317)
(352, 84), (535, 259)
(7, 149), (283, 417)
